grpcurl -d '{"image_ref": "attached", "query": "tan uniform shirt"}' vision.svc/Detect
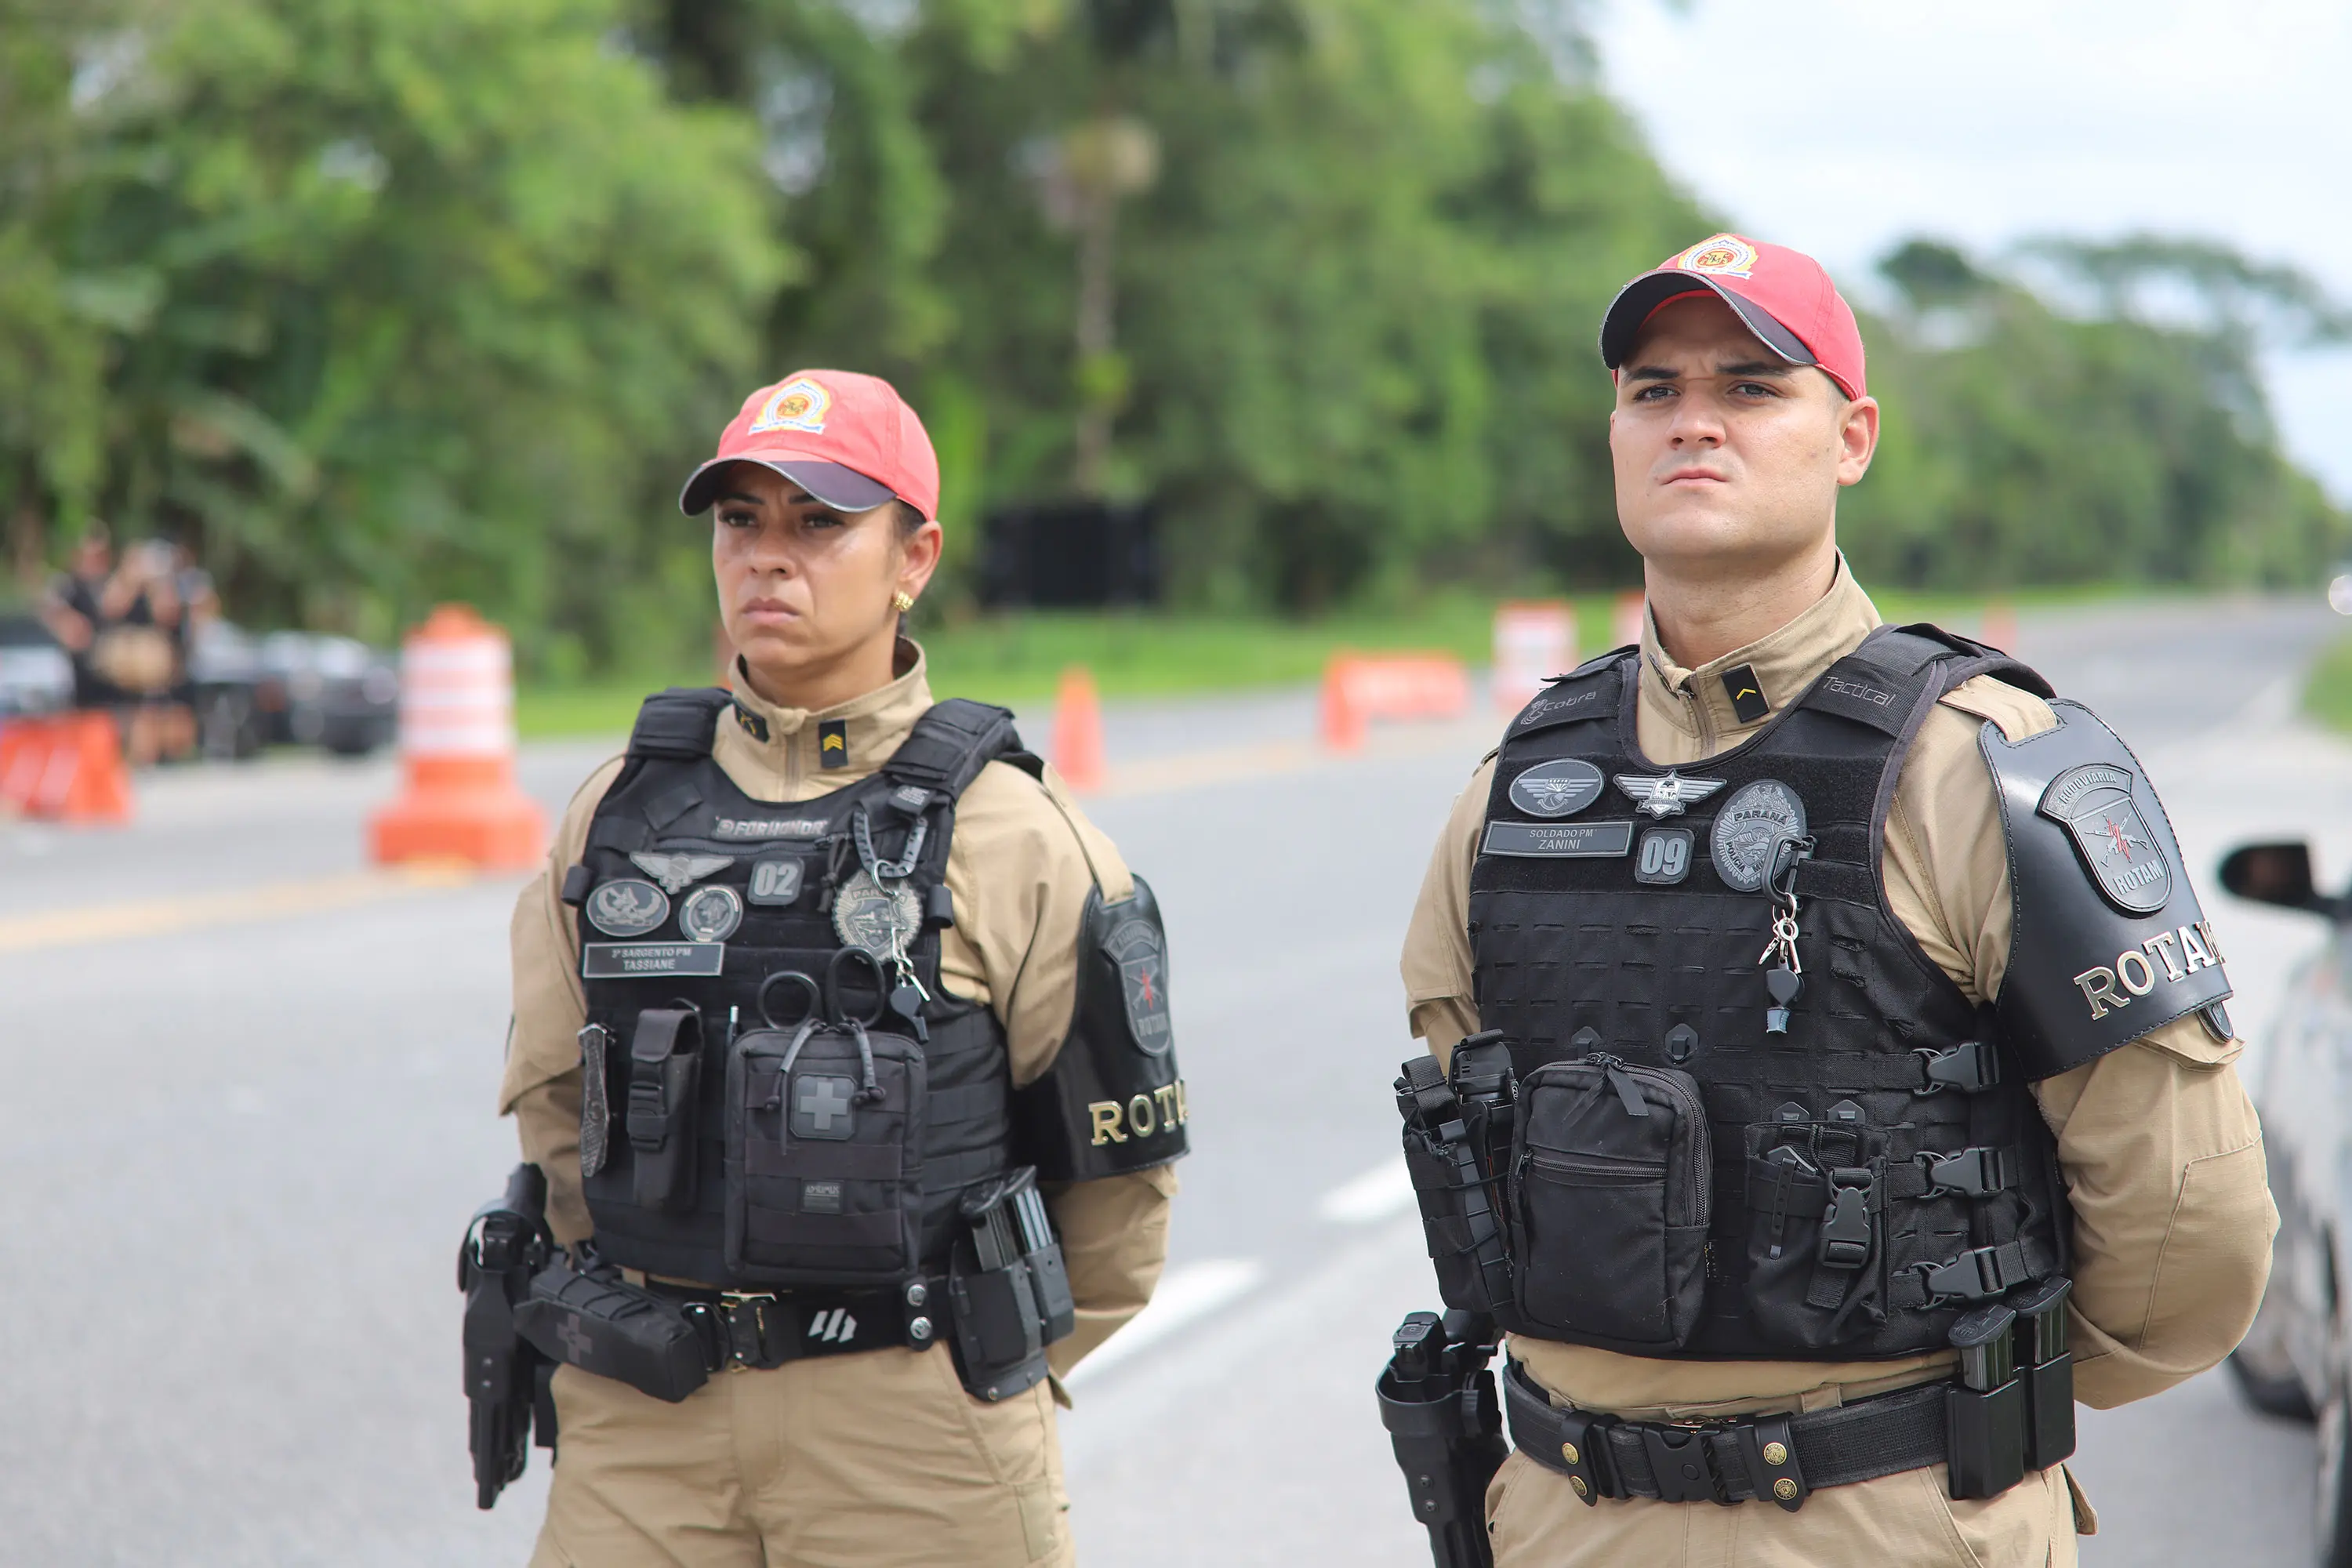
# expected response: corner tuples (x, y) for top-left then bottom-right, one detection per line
(499, 643), (1177, 1377)
(1400, 565), (2274, 1421)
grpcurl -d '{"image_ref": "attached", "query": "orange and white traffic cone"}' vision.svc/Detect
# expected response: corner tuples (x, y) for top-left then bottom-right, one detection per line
(0, 712), (132, 823)
(1321, 655), (1367, 752)
(1051, 665), (1107, 793)
(368, 605), (546, 868)
(1613, 590), (1646, 652)
(1981, 601), (2018, 654)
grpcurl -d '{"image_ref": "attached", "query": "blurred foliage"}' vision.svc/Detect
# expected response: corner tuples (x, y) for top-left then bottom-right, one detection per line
(1, 0), (2344, 670)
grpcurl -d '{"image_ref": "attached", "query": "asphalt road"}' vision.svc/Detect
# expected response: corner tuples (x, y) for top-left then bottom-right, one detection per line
(0, 596), (2341, 1566)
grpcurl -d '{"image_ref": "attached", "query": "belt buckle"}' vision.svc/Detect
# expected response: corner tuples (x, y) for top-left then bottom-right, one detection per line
(717, 1290), (782, 1367)
(1641, 1421), (1732, 1504)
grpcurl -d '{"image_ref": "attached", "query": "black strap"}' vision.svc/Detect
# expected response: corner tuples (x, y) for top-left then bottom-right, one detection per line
(627, 688), (734, 760)
(881, 698), (1043, 799)
(1504, 1362), (1951, 1504)
(643, 1275), (949, 1370)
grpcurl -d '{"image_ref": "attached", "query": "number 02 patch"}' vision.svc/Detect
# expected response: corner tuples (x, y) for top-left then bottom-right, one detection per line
(1634, 827), (1694, 885)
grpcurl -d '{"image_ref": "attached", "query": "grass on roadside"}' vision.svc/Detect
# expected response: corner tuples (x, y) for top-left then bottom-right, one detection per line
(513, 586), (2108, 739)
(2304, 632), (2352, 733)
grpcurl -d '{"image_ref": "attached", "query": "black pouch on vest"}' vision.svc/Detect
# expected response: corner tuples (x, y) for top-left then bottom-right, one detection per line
(946, 1165), (1072, 1402)
(625, 1009), (703, 1214)
(514, 1252), (710, 1404)
(1396, 1033), (1516, 1319)
(1508, 1054), (1711, 1351)
(1740, 1120), (1891, 1350)
(724, 1019), (927, 1287)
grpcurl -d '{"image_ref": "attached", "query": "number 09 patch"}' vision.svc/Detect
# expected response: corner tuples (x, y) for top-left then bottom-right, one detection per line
(1634, 827), (1694, 885)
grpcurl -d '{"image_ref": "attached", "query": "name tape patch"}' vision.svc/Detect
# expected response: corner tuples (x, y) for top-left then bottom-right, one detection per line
(582, 942), (727, 978)
(1480, 820), (1636, 858)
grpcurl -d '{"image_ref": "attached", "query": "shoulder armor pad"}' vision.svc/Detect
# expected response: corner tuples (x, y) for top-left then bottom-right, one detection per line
(1880, 622), (2055, 699)
(1983, 700), (2230, 1077)
(1012, 875), (1188, 1179)
(1504, 651), (1631, 741)
(626, 688), (731, 760)
(885, 699), (1043, 800)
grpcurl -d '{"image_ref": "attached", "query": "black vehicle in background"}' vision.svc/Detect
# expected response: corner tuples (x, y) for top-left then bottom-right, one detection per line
(0, 612), (76, 718)
(253, 631), (399, 757)
(2217, 840), (2352, 1566)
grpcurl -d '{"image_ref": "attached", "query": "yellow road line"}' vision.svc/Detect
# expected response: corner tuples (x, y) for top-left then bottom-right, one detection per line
(0, 862), (481, 955)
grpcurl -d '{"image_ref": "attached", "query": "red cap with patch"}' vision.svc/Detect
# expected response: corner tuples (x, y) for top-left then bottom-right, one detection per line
(678, 369), (941, 521)
(1599, 234), (1867, 401)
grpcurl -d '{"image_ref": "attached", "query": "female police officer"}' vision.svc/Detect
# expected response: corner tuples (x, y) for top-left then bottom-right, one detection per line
(489, 369), (1187, 1566)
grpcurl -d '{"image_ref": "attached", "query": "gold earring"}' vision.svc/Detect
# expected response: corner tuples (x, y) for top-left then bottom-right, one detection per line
(892, 590), (916, 613)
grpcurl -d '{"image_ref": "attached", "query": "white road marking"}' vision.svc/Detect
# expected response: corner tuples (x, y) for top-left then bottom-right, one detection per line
(1065, 1258), (1265, 1388)
(1317, 1157), (1417, 1225)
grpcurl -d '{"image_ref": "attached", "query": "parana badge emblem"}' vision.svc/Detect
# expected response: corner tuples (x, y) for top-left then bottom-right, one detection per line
(2038, 762), (2171, 915)
(1509, 759), (1606, 818)
(1675, 233), (1759, 279)
(1711, 779), (1808, 892)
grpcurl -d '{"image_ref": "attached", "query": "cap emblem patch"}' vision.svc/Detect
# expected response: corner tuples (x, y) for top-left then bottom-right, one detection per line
(750, 377), (831, 435)
(1675, 234), (1759, 279)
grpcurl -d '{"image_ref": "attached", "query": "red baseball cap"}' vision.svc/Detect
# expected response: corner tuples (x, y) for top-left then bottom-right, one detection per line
(1599, 234), (1867, 401)
(678, 369), (942, 521)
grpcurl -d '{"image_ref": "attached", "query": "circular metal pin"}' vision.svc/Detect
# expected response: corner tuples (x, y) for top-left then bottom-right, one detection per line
(1762, 1440), (1788, 1466)
(1571, 1477), (1589, 1500)
(909, 1316), (933, 1342)
(1561, 1441), (1579, 1465)
(1774, 1477), (1798, 1501)
(905, 1280), (928, 1308)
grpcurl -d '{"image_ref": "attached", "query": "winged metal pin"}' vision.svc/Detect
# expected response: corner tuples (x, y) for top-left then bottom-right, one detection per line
(1613, 771), (1728, 819)
(629, 851), (735, 895)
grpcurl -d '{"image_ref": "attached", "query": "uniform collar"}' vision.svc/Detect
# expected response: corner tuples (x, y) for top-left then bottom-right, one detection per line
(1637, 557), (1882, 751)
(713, 637), (933, 800)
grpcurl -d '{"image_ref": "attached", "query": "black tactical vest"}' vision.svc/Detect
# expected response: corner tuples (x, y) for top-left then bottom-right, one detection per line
(1466, 626), (2072, 1360)
(568, 690), (1033, 1289)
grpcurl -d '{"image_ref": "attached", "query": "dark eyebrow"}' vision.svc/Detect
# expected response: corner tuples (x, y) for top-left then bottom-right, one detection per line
(716, 491), (763, 507)
(1624, 365), (1680, 383)
(1719, 359), (1794, 379)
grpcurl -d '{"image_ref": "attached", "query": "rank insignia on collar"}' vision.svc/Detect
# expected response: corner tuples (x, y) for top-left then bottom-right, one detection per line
(732, 702), (769, 742)
(819, 718), (848, 769)
(1613, 770), (1727, 819)
(630, 850), (735, 895)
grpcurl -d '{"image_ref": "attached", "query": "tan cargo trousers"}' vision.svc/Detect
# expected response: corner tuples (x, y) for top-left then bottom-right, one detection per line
(528, 1345), (1073, 1567)
(1485, 1449), (2087, 1567)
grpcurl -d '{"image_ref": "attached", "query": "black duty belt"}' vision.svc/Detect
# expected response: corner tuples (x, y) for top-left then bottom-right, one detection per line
(645, 1275), (947, 1373)
(1503, 1361), (1949, 1512)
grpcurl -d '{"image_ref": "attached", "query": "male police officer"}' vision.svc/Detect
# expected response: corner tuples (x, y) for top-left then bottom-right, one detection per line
(466, 370), (1186, 1566)
(1388, 236), (2274, 1565)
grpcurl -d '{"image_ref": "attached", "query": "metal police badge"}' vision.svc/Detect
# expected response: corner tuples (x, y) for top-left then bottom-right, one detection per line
(585, 878), (670, 938)
(630, 851), (734, 895)
(1711, 779), (1809, 892)
(1101, 919), (1173, 1055)
(833, 869), (921, 958)
(2037, 762), (2172, 915)
(1614, 771), (1727, 819)
(1509, 759), (1606, 818)
(677, 884), (745, 943)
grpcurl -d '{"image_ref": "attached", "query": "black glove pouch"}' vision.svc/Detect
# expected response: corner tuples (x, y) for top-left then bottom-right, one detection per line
(724, 1020), (926, 1287)
(514, 1252), (710, 1404)
(624, 1008), (702, 1214)
(1740, 1121), (1890, 1350)
(1508, 1055), (1711, 1352)
(948, 1166), (1073, 1402)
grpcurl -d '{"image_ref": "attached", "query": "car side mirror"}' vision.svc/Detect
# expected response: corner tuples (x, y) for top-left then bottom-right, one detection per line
(2218, 841), (2336, 916)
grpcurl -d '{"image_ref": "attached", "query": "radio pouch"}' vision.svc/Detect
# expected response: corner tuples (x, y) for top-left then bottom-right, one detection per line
(1396, 1033), (1517, 1320)
(625, 1008), (702, 1214)
(514, 1251), (710, 1404)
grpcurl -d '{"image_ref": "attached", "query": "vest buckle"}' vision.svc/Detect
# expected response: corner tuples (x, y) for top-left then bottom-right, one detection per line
(1912, 1041), (1999, 1096)
(1640, 1423), (1733, 1504)
(1817, 1169), (1875, 1269)
(1916, 1146), (2010, 1200)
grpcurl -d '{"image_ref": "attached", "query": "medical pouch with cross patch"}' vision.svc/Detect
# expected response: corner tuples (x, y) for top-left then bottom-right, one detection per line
(723, 1019), (928, 1287)
(571, 689), (1043, 1291)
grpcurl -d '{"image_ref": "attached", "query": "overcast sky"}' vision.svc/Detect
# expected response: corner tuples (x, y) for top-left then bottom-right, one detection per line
(1589, 0), (2352, 500)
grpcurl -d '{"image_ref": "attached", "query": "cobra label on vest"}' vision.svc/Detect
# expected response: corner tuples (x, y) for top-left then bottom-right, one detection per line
(1480, 820), (1635, 858)
(581, 942), (727, 978)
(2072, 920), (2227, 1019)
(1087, 1081), (1189, 1146)
(1508, 759), (1606, 818)
(2037, 763), (2172, 915)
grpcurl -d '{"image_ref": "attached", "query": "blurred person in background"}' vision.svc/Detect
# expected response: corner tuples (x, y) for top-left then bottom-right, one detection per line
(38, 526), (184, 762)
(38, 524), (116, 709)
(1388, 235), (2274, 1566)
(468, 370), (1187, 1567)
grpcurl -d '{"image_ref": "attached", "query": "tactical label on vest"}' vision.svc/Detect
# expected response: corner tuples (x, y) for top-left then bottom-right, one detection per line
(581, 942), (727, 978)
(1711, 779), (1809, 891)
(1480, 820), (1635, 858)
(2037, 763), (2172, 915)
(1508, 759), (1606, 818)
(1515, 684), (1610, 731)
(713, 816), (830, 840)
(747, 857), (806, 906)
(585, 879), (670, 938)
